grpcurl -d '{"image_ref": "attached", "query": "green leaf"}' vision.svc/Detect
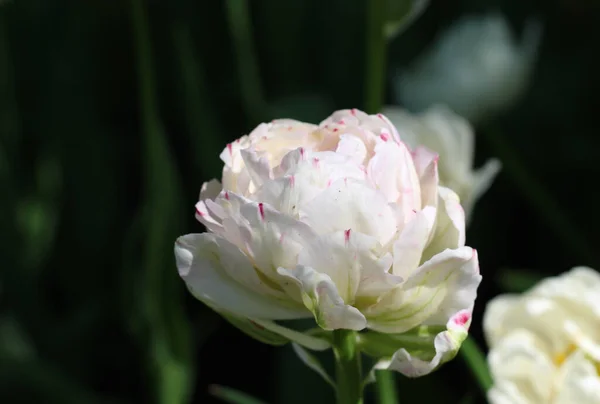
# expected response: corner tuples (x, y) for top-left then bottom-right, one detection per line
(210, 385), (267, 404)
(357, 325), (445, 358)
(221, 314), (289, 347)
(291, 343), (335, 388)
(459, 336), (493, 394)
(385, 0), (430, 39)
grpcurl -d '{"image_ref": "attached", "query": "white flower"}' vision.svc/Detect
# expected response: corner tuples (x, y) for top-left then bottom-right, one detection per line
(394, 13), (542, 123)
(175, 109), (482, 376)
(484, 267), (600, 404)
(383, 105), (500, 220)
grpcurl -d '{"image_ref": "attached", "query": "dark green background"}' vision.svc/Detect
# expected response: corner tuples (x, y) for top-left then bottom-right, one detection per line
(1, 0), (599, 403)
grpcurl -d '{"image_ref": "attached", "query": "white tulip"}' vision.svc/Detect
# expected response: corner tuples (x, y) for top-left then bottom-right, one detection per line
(395, 13), (542, 123)
(484, 267), (600, 403)
(383, 105), (500, 220)
(175, 109), (481, 376)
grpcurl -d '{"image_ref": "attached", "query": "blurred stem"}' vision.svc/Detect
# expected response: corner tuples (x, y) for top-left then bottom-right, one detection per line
(131, 0), (193, 403)
(459, 336), (492, 395)
(224, 0), (267, 123)
(332, 330), (363, 404)
(375, 370), (398, 404)
(483, 124), (597, 266)
(365, 0), (386, 114)
(172, 24), (223, 177)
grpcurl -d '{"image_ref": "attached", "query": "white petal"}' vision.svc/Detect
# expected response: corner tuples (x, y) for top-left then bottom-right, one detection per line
(411, 146), (439, 209)
(483, 294), (520, 347)
(240, 148), (272, 189)
(175, 233), (307, 319)
(301, 178), (397, 245)
(278, 265), (367, 331)
(383, 310), (472, 377)
(335, 134), (367, 164)
(488, 329), (555, 403)
(422, 187), (465, 262)
(555, 350), (600, 404)
(367, 140), (421, 211)
(392, 206), (437, 279)
(366, 247), (480, 334)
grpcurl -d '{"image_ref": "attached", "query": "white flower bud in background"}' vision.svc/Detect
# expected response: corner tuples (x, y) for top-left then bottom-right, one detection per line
(484, 267), (600, 404)
(175, 109), (482, 376)
(394, 13), (542, 123)
(383, 105), (500, 220)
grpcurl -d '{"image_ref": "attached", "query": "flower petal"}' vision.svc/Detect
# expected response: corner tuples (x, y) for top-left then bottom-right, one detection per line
(392, 206), (437, 279)
(278, 265), (367, 331)
(379, 310), (472, 377)
(487, 329), (555, 403)
(366, 247), (479, 334)
(301, 178), (397, 245)
(175, 233), (307, 319)
(555, 350), (600, 404)
(422, 187), (465, 262)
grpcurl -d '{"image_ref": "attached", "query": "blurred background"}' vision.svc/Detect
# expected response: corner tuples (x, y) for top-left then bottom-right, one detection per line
(1, 0), (600, 403)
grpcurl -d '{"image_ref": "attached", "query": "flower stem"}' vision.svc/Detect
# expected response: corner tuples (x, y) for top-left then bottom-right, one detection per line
(364, 0), (386, 114)
(332, 330), (363, 404)
(459, 336), (493, 395)
(375, 370), (398, 404)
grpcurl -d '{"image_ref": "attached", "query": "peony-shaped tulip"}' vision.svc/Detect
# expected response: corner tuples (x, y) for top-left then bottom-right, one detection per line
(175, 109), (481, 378)
(484, 267), (600, 404)
(382, 105), (500, 220)
(394, 13), (542, 123)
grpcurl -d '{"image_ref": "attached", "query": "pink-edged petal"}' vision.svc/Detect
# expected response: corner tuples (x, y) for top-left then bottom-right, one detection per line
(278, 265), (367, 330)
(381, 309), (474, 377)
(366, 247), (480, 334)
(174, 233), (307, 319)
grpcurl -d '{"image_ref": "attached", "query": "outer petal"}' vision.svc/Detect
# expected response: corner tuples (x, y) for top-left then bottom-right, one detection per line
(278, 265), (367, 331)
(411, 146), (439, 209)
(174, 233), (307, 319)
(366, 247), (479, 334)
(380, 309), (473, 377)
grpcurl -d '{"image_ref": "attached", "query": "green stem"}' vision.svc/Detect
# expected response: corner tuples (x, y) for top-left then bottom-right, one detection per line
(224, 0), (267, 123)
(375, 370), (398, 404)
(365, 0), (386, 114)
(483, 124), (597, 267)
(459, 336), (493, 395)
(332, 330), (363, 404)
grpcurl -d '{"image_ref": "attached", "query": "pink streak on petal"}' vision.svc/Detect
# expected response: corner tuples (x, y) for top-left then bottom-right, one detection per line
(344, 229), (351, 244)
(258, 203), (265, 221)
